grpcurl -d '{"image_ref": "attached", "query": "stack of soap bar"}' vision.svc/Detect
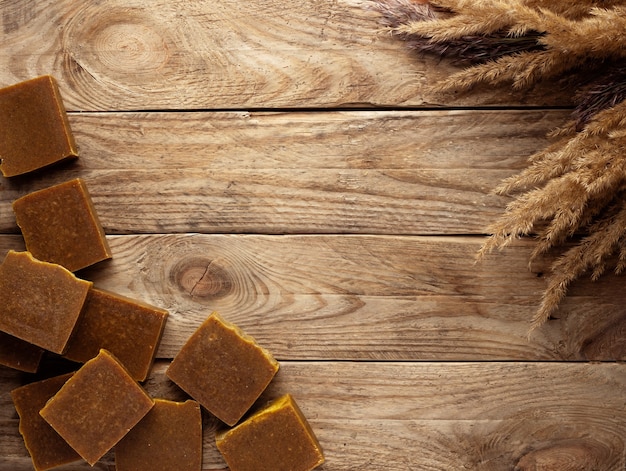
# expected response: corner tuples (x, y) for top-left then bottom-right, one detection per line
(63, 287), (169, 381)
(10, 373), (81, 471)
(216, 394), (325, 471)
(166, 312), (279, 426)
(40, 349), (154, 466)
(0, 250), (91, 354)
(115, 399), (203, 471)
(13, 178), (112, 272)
(0, 330), (44, 373)
(0, 75), (78, 177)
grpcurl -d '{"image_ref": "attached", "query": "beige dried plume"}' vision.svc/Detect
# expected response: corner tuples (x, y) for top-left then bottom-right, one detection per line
(371, 0), (626, 332)
(480, 100), (626, 331)
(399, 3), (626, 92)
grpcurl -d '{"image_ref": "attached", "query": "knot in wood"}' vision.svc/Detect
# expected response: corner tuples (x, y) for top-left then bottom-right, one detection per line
(96, 21), (169, 74)
(171, 257), (233, 300)
(516, 440), (609, 470)
(66, 8), (170, 77)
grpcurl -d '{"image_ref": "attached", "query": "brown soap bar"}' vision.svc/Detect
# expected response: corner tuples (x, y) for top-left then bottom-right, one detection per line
(115, 399), (203, 471)
(0, 250), (91, 354)
(13, 178), (112, 272)
(166, 312), (279, 426)
(0, 75), (78, 177)
(216, 394), (325, 471)
(40, 349), (154, 465)
(10, 373), (81, 471)
(63, 287), (168, 381)
(0, 330), (44, 373)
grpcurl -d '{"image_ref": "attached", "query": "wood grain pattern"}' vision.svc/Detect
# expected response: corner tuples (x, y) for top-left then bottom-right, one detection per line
(0, 109), (568, 235)
(0, 0), (571, 111)
(1, 0), (624, 469)
(2, 361), (625, 470)
(1, 233), (624, 361)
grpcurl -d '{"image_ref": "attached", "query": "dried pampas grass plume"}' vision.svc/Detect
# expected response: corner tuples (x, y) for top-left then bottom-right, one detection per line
(480, 100), (626, 331)
(369, 0), (626, 332)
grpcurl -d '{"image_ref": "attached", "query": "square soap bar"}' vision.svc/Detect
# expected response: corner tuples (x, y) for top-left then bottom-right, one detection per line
(115, 399), (203, 471)
(0, 250), (91, 354)
(63, 288), (168, 381)
(0, 330), (44, 373)
(10, 373), (81, 471)
(0, 75), (78, 177)
(13, 178), (112, 272)
(166, 312), (279, 426)
(40, 349), (154, 465)
(216, 394), (325, 471)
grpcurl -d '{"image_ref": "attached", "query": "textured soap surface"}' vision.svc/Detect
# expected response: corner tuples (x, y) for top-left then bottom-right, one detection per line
(13, 178), (112, 272)
(0, 75), (78, 177)
(216, 394), (325, 471)
(0, 250), (92, 354)
(115, 399), (203, 471)
(11, 373), (81, 471)
(40, 349), (154, 466)
(63, 287), (168, 381)
(166, 312), (279, 426)
(0, 330), (44, 373)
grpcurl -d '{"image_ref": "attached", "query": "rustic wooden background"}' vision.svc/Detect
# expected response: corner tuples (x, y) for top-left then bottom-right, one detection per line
(1, 1), (625, 470)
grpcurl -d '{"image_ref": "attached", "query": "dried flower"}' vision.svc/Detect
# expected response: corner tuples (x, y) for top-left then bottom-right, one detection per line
(370, 0), (626, 331)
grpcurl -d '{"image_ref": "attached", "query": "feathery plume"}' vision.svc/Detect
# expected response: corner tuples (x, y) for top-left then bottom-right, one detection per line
(369, 0), (626, 331)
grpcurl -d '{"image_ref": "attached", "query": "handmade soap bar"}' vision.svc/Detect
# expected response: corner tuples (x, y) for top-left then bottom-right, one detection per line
(0, 330), (44, 373)
(63, 288), (168, 381)
(11, 373), (81, 471)
(0, 75), (78, 177)
(216, 394), (325, 471)
(115, 399), (203, 471)
(13, 178), (112, 272)
(166, 312), (279, 426)
(40, 349), (154, 465)
(0, 250), (91, 354)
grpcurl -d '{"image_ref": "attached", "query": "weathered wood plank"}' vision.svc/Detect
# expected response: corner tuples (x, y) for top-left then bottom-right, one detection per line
(1, 166), (514, 235)
(2, 361), (625, 470)
(1, 234), (623, 361)
(0, 109), (568, 235)
(68, 110), (563, 171)
(0, 0), (571, 111)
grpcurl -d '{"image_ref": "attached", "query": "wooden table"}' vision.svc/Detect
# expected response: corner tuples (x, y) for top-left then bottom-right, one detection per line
(1, 1), (625, 469)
